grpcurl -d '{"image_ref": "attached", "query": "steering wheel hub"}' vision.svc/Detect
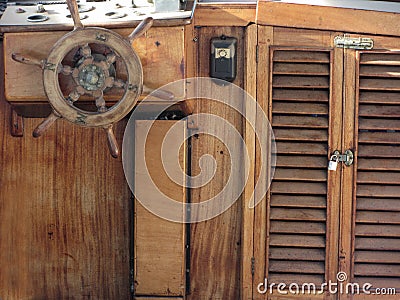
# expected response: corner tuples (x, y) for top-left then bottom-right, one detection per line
(78, 64), (106, 91)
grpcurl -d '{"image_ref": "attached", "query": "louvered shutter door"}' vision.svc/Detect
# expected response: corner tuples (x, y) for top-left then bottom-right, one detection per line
(267, 48), (332, 286)
(353, 51), (400, 291)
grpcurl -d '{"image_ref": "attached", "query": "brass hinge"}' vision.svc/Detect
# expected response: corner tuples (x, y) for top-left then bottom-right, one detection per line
(334, 34), (373, 50)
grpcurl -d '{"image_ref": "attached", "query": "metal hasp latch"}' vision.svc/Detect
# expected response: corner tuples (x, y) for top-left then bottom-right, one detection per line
(332, 150), (354, 167)
(334, 35), (374, 50)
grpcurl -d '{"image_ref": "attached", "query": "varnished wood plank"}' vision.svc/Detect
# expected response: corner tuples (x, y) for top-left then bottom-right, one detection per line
(355, 250), (400, 264)
(270, 221), (326, 234)
(274, 129), (328, 142)
(270, 234), (325, 248)
(357, 184), (400, 197)
(134, 120), (186, 296)
(256, 0), (400, 37)
(193, 4), (256, 26)
(355, 237), (400, 250)
(273, 63), (329, 75)
(357, 197), (400, 211)
(272, 115), (328, 128)
(269, 260), (325, 274)
(359, 132), (400, 144)
(276, 142), (327, 155)
(360, 91), (400, 104)
(355, 224), (400, 237)
(354, 264), (400, 277)
(273, 75), (330, 89)
(356, 211), (400, 224)
(271, 182), (327, 195)
(357, 171), (400, 184)
(273, 50), (330, 63)
(269, 248), (325, 261)
(274, 168), (327, 182)
(273, 89), (329, 102)
(354, 277), (400, 289)
(270, 208), (326, 222)
(276, 155), (327, 169)
(188, 26), (245, 300)
(271, 195), (326, 209)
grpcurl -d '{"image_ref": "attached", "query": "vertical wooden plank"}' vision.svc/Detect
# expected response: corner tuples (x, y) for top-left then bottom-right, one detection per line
(325, 32), (343, 295)
(253, 25), (273, 300)
(134, 120), (186, 297)
(188, 26), (244, 300)
(339, 47), (358, 300)
(242, 23), (258, 300)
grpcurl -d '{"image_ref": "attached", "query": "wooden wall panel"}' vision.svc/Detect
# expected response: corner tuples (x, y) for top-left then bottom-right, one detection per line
(187, 26), (245, 300)
(0, 44), (131, 299)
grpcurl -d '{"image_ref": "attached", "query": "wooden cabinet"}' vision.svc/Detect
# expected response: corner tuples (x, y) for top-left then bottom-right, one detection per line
(246, 16), (400, 300)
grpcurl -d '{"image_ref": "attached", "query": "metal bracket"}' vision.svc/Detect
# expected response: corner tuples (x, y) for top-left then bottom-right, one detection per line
(334, 35), (373, 50)
(332, 150), (354, 166)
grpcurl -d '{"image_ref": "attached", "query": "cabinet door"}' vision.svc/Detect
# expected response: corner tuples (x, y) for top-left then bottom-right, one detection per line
(340, 47), (400, 299)
(252, 27), (343, 299)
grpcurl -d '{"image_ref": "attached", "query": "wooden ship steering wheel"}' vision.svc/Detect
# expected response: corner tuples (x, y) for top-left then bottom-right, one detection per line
(11, 0), (154, 158)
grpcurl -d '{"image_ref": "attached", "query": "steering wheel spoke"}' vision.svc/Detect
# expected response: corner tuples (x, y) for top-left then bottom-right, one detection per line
(95, 92), (107, 112)
(80, 43), (92, 58)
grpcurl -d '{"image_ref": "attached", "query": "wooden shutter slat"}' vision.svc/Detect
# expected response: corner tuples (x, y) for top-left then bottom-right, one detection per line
(273, 63), (329, 75)
(274, 169), (326, 182)
(273, 76), (329, 88)
(268, 274), (324, 285)
(354, 264), (400, 277)
(354, 277), (400, 289)
(271, 182), (327, 195)
(357, 184), (400, 197)
(276, 142), (327, 155)
(355, 237), (400, 251)
(273, 89), (329, 102)
(273, 102), (328, 115)
(358, 145), (400, 158)
(359, 118), (400, 131)
(359, 65), (400, 78)
(270, 234), (325, 248)
(273, 115), (328, 128)
(360, 79), (400, 91)
(270, 248), (325, 261)
(359, 105), (400, 117)
(358, 158), (400, 171)
(269, 261), (325, 274)
(359, 132), (400, 144)
(357, 171), (400, 184)
(271, 195), (326, 208)
(359, 91), (400, 105)
(357, 198), (400, 211)
(355, 250), (400, 264)
(274, 129), (328, 142)
(276, 155), (327, 169)
(356, 211), (400, 224)
(270, 221), (326, 234)
(355, 224), (400, 237)
(360, 53), (400, 65)
(270, 208), (326, 222)
(273, 50), (330, 63)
